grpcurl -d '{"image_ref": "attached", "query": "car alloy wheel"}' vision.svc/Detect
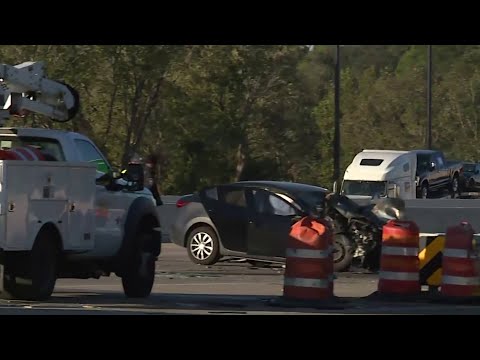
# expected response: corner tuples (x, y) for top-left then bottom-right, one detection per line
(190, 232), (214, 261)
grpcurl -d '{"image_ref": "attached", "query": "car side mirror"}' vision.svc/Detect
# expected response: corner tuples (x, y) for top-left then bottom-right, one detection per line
(430, 162), (436, 171)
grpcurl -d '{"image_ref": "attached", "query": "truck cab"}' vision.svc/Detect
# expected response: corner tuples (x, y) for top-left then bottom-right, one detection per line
(0, 61), (162, 301)
(341, 149), (463, 200)
(0, 127), (162, 300)
(414, 150), (463, 198)
(340, 149), (417, 200)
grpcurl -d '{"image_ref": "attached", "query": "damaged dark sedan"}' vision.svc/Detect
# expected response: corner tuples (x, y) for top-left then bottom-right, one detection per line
(170, 181), (402, 272)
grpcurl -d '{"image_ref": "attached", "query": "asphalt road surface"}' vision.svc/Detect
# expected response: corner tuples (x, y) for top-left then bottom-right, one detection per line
(1, 243), (480, 314)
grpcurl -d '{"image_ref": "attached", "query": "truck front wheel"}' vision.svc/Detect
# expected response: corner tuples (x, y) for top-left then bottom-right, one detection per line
(121, 231), (156, 298)
(419, 183), (429, 199)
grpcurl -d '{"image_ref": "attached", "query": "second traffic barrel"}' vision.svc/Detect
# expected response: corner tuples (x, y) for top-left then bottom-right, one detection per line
(378, 220), (420, 295)
(284, 216), (334, 301)
(441, 222), (480, 297)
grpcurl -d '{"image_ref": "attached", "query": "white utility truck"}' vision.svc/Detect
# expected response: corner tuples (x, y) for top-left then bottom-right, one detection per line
(0, 61), (161, 300)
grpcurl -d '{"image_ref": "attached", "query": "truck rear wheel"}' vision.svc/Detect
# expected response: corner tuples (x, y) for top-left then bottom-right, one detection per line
(450, 175), (460, 198)
(0, 231), (58, 301)
(121, 232), (156, 298)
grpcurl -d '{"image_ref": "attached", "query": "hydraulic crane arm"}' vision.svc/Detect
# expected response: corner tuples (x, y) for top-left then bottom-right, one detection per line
(0, 61), (80, 125)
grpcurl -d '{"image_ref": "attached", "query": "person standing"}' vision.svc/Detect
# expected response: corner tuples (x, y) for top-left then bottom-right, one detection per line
(145, 153), (163, 206)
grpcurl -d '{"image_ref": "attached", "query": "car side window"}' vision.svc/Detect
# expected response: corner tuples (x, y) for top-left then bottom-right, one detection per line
(204, 187), (219, 200)
(221, 188), (247, 208)
(252, 189), (297, 216)
(74, 139), (110, 173)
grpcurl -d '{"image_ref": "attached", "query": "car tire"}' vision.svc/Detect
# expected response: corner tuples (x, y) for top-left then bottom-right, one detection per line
(362, 245), (381, 272)
(333, 234), (354, 272)
(187, 226), (221, 266)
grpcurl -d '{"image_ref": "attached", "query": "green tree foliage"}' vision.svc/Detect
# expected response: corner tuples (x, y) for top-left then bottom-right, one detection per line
(1, 45), (479, 194)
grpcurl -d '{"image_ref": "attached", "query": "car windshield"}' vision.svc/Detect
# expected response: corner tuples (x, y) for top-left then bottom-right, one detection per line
(463, 163), (476, 172)
(294, 190), (326, 211)
(342, 180), (387, 198)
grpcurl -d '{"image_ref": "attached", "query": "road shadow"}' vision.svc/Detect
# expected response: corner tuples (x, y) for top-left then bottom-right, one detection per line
(0, 290), (475, 315)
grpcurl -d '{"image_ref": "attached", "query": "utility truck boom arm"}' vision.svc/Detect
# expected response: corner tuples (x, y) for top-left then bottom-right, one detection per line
(0, 61), (79, 125)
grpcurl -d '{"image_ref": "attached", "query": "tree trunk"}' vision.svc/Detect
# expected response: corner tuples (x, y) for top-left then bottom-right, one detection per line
(101, 83), (118, 148)
(234, 143), (246, 181)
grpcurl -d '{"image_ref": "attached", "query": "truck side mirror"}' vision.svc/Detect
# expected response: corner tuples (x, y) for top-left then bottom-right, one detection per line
(429, 162), (436, 171)
(124, 163), (144, 192)
(96, 172), (111, 186)
(110, 168), (121, 179)
(332, 180), (338, 194)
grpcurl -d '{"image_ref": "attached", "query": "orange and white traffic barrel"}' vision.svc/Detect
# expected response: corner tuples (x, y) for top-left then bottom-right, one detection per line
(440, 222), (480, 297)
(283, 216), (334, 301)
(378, 220), (420, 295)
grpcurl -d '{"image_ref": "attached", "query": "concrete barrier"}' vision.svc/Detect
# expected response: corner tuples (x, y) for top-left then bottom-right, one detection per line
(157, 195), (480, 245)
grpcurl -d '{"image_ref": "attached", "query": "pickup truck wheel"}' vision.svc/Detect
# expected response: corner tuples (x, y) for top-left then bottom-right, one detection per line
(0, 231), (58, 301)
(121, 232), (156, 298)
(450, 176), (460, 198)
(420, 184), (429, 199)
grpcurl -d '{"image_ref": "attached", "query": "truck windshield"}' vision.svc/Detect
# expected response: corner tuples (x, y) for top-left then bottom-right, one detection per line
(342, 180), (387, 198)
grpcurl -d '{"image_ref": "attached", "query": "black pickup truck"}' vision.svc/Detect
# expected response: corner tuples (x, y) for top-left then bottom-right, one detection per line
(415, 150), (463, 199)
